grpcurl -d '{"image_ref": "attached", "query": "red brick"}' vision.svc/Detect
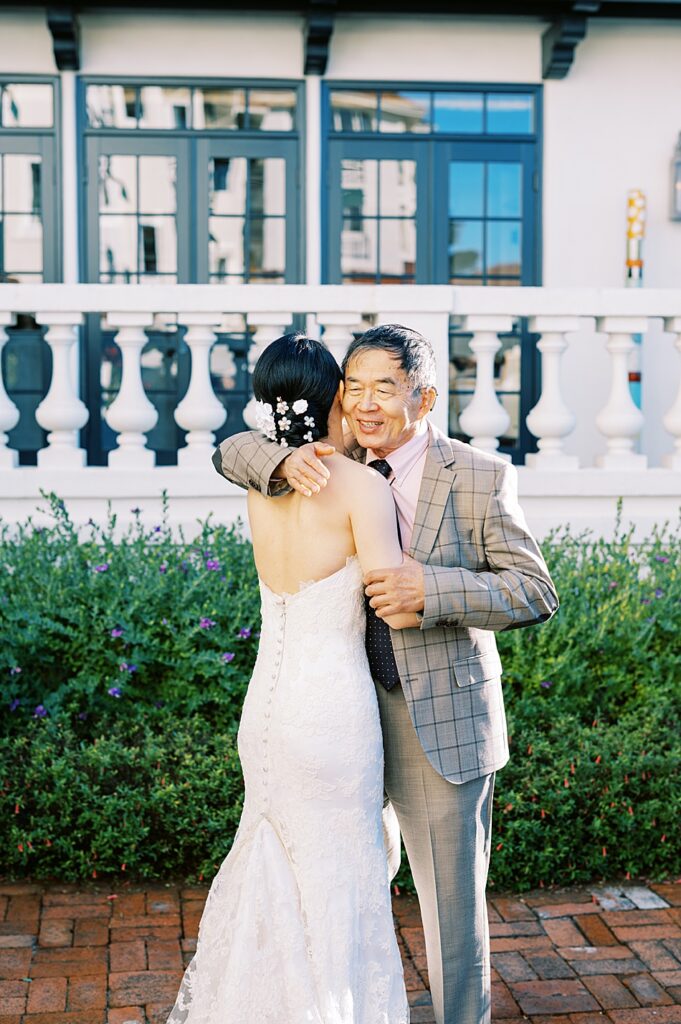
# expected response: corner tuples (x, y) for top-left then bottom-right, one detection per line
(38, 919), (73, 947)
(0, 1015), (21, 1024)
(179, 888), (208, 902)
(108, 1010), (144, 1024)
(146, 940), (183, 971)
(146, 896), (180, 916)
(27, 976), (67, 1013)
(0, 884), (42, 896)
(509, 979), (600, 1015)
(42, 893), (109, 909)
(561, 946), (636, 961)
(491, 935), (553, 953)
(629, 941), (681, 971)
(180, 938), (196, 954)
(42, 905), (110, 921)
(0, 934), (34, 948)
(487, 902), (502, 924)
(613, 926), (681, 942)
(0, 948), (32, 978)
(608, 1009), (681, 1023)
(108, 970), (183, 1007)
(575, 914), (619, 946)
(622, 973), (674, 1006)
(669, 988), (681, 1005)
(181, 910), (202, 939)
(654, 972), (681, 987)
(543, 919), (588, 947)
(110, 940), (146, 973)
(581, 974), (639, 1009)
(73, 919), (109, 947)
(0, 979), (28, 1012)
(401, 927), (426, 958)
(146, 1005), (177, 1024)
(491, 981), (521, 1017)
(68, 975), (107, 1010)
(569, 1015), (611, 1024)
(650, 885), (681, 908)
(603, 911), (674, 927)
(665, 941), (681, 962)
(492, 898), (536, 922)
(30, 948), (108, 978)
(110, 915), (181, 931)
(6, 895), (41, 920)
(536, 902), (603, 919)
(0, 896), (8, 918)
(490, 920), (545, 937)
(402, 956), (424, 991)
(571, 957), (646, 976)
(110, 925), (180, 942)
(492, 951), (538, 982)
(22, 1013), (105, 1023)
(526, 952), (576, 980)
(111, 895), (146, 919)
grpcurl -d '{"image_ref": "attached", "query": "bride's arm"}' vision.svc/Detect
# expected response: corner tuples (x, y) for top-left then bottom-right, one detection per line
(348, 470), (420, 630)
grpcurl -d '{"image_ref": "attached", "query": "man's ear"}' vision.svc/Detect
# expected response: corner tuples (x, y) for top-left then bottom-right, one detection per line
(338, 380), (345, 404)
(418, 386), (437, 418)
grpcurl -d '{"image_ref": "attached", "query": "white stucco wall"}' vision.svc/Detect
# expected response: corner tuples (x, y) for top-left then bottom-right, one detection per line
(0, 10), (56, 73)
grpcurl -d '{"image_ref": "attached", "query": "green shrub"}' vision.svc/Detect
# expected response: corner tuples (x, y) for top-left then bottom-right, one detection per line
(1, 494), (679, 889)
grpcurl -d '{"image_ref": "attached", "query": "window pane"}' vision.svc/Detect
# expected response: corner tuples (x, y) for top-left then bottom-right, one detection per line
(449, 221), (483, 276)
(379, 91), (430, 134)
(249, 217), (285, 278)
(3, 155), (41, 214)
(194, 88), (245, 130)
(2, 215), (43, 272)
(248, 89), (295, 131)
(100, 216), (137, 280)
(341, 219), (377, 280)
(139, 156), (177, 214)
(139, 86), (192, 129)
(138, 217), (177, 274)
(487, 163), (522, 218)
(433, 92), (483, 134)
(1, 84), (53, 128)
(379, 220), (416, 279)
(379, 160), (416, 217)
(249, 158), (285, 216)
(98, 155), (137, 214)
(487, 221), (521, 275)
(87, 85), (137, 128)
(486, 93), (533, 134)
(209, 157), (247, 215)
(209, 216), (245, 276)
(449, 162), (483, 218)
(341, 159), (377, 218)
(330, 91), (378, 133)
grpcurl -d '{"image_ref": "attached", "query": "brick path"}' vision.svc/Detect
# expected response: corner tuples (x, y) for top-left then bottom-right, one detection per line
(0, 879), (679, 1023)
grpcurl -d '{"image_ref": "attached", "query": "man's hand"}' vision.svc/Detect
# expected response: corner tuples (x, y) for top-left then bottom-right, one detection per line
(272, 441), (335, 496)
(364, 555), (425, 618)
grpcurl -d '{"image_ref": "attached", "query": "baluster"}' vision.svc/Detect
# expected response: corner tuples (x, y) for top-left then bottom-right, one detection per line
(316, 313), (363, 366)
(243, 313), (290, 429)
(458, 315), (513, 455)
(595, 316), (647, 469)
(103, 313), (157, 469)
(662, 316), (681, 470)
(525, 316), (579, 469)
(174, 314), (227, 467)
(0, 314), (19, 469)
(34, 312), (88, 468)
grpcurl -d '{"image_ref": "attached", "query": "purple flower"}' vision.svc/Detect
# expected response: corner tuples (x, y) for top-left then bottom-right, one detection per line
(130, 507), (142, 515)
(200, 617), (216, 630)
(87, 518), (96, 527)
(154, 700), (165, 709)
(9, 666), (21, 675)
(108, 686), (122, 698)
(654, 588), (664, 598)
(110, 627), (124, 638)
(9, 698), (20, 712)
(180, 560), (189, 574)
(119, 662), (137, 673)
(205, 559), (221, 571)
(222, 652), (235, 663)
(33, 704), (47, 718)
(162, 617), (168, 626)
(153, 525), (161, 534)
(94, 563), (109, 573)
(540, 680), (553, 689)
(655, 555), (669, 563)
(238, 627), (252, 639)
(77, 711), (88, 720)
(641, 598), (651, 605)
(159, 563), (168, 574)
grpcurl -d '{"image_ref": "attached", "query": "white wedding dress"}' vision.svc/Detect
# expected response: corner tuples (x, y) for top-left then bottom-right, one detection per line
(166, 555), (409, 1024)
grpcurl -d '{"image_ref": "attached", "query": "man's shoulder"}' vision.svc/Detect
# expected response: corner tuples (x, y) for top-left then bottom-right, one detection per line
(428, 424), (511, 476)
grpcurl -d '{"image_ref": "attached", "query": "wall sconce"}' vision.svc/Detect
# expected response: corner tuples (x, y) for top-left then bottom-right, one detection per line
(673, 133), (681, 220)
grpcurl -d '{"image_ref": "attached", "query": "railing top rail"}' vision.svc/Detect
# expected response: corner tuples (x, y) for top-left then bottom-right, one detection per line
(2, 283), (681, 317)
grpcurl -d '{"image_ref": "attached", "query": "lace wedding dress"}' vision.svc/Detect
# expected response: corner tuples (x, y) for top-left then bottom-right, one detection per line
(166, 555), (409, 1024)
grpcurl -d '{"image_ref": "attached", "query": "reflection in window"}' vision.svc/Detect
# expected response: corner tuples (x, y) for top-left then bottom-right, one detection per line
(380, 92), (430, 134)
(434, 93), (483, 134)
(448, 160), (523, 284)
(330, 91), (379, 133)
(340, 158), (416, 283)
(0, 83), (53, 128)
(0, 154), (44, 282)
(487, 94), (534, 135)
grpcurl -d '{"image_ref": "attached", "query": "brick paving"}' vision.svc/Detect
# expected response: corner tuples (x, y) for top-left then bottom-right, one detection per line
(0, 879), (679, 1022)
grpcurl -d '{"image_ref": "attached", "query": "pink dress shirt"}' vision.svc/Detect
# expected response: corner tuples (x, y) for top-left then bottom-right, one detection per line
(366, 425), (430, 553)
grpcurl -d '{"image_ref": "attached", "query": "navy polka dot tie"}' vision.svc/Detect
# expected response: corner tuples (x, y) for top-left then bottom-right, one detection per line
(364, 459), (401, 691)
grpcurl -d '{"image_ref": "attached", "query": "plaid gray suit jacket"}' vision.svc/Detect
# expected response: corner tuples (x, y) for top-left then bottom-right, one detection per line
(213, 424), (559, 784)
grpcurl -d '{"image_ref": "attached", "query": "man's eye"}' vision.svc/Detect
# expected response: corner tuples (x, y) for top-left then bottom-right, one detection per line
(376, 390), (393, 398)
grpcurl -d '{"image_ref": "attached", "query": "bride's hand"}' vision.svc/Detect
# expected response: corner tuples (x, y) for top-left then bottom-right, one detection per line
(284, 442), (335, 497)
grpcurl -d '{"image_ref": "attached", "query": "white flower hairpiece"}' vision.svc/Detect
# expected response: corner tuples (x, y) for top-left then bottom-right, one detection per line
(276, 398), (289, 415)
(254, 400), (277, 442)
(255, 395), (316, 445)
(292, 399), (308, 415)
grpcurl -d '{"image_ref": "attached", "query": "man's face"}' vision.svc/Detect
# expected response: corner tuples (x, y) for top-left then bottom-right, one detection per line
(342, 348), (432, 457)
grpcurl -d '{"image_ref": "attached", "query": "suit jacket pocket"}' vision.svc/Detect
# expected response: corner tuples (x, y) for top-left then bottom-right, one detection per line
(452, 650), (503, 687)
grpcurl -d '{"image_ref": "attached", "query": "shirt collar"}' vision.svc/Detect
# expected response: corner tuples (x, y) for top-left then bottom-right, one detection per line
(367, 423), (430, 479)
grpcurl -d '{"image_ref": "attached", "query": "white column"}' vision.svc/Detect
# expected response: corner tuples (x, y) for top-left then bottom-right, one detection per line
(60, 71), (82, 407)
(34, 312), (88, 468)
(662, 316), (681, 470)
(525, 316), (580, 470)
(242, 313), (290, 428)
(305, 75), (322, 288)
(595, 316), (647, 469)
(103, 313), (157, 468)
(316, 312), (363, 366)
(174, 314), (226, 467)
(0, 314), (19, 469)
(458, 315), (513, 455)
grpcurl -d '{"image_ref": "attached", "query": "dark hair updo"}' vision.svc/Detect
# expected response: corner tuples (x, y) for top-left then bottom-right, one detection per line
(252, 333), (342, 448)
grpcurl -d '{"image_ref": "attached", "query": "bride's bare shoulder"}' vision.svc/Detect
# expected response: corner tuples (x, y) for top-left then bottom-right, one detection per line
(327, 452), (391, 496)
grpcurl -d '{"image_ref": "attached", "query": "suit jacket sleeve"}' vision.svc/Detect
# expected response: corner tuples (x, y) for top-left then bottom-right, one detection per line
(211, 431), (292, 497)
(420, 461), (559, 631)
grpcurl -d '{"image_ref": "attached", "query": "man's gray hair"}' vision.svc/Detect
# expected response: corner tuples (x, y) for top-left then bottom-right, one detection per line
(341, 324), (437, 391)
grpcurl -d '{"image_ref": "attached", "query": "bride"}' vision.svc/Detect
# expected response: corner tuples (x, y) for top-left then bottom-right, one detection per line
(166, 333), (417, 1024)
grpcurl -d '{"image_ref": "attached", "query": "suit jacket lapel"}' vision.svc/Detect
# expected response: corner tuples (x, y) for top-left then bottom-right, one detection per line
(409, 424), (457, 561)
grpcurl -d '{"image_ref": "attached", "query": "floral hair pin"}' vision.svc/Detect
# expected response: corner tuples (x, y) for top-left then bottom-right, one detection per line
(255, 397), (316, 446)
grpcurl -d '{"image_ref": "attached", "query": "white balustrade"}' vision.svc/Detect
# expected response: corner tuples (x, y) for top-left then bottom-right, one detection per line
(525, 316), (580, 470)
(662, 316), (681, 471)
(0, 313), (19, 469)
(174, 314), (227, 467)
(316, 313), (363, 366)
(103, 313), (157, 469)
(243, 313), (290, 428)
(595, 316), (648, 470)
(458, 315), (513, 456)
(34, 312), (88, 469)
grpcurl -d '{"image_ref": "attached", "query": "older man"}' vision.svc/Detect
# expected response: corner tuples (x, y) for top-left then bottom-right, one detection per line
(213, 323), (559, 1024)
